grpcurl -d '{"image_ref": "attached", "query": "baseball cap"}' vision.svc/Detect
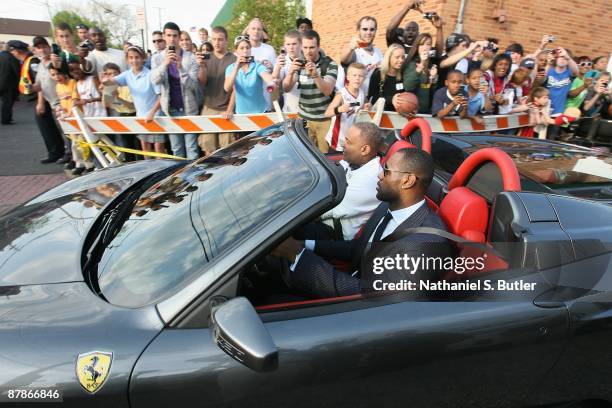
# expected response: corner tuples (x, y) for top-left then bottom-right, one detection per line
(520, 58), (535, 69)
(75, 24), (89, 30)
(7, 40), (29, 51)
(32, 36), (49, 48)
(445, 33), (471, 52)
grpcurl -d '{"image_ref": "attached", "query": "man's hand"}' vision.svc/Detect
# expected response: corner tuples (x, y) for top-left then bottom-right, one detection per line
(584, 77), (593, 87)
(431, 13), (443, 28)
(50, 53), (61, 68)
(35, 102), (45, 116)
(289, 59), (303, 74)
(163, 50), (176, 67)
(305, 61), (317, 77)
(270, 237), (304, 262)
(540, 34), (551, 49)
(556, 47), (570, 59)
(78, 46), (89, 59)
(337, 102), (352, 114)
(411, 0), (424, 10)
(195, 52), (207, 66)
(276, 53), (286, 68)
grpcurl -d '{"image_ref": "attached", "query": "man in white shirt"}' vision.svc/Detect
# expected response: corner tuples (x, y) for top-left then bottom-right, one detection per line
(272, 147), (451, 298)
(246, 18), (276, 110)
(320, 122), (383, 240)
(85, 27), (128, 80)
(274, 30), (301, 112)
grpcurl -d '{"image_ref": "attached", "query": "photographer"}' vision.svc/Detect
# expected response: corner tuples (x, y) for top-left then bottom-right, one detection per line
(51, 22), (92, 76)
(151, 22), (200, 159)
(283, 30), (338, 152)
(439, 35), (488, 88)
(386, 1), (444, 56)
(565, 56), (593, 111)
(224, 36), (276, 114)
(274, 30), (302, 113)
(583, 72), (611, 116)
(544, 47), (578, 116)
(402, 33), (439, 113)
(197, 26), (236, 154)
(339, 16), (383, 94)
(245, 18), (276, 111)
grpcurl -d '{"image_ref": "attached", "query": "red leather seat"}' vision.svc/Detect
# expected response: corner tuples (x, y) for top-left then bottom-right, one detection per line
(438, 186), (488, 243)
(380, 140), (415, 165)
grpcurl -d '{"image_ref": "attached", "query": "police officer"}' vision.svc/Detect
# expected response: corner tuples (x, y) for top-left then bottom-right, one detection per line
(0, 41), (20, 125)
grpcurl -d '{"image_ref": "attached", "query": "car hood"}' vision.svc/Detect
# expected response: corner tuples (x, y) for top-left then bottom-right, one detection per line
(0, 160), (181, 287)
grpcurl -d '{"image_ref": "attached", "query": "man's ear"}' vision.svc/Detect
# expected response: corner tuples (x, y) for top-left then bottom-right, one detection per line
(401, 173), (418, 190)
(361, 144), (371, 156)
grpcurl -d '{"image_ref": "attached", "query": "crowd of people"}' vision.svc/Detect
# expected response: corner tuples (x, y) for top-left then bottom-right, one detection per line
(0, 0), (610, 176)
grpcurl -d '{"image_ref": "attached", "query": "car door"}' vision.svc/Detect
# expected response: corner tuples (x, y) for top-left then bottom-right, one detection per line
(129, 286), (569, 408)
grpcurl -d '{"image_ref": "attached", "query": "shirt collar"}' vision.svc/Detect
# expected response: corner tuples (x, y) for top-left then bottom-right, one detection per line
(389, 200), (425, 225)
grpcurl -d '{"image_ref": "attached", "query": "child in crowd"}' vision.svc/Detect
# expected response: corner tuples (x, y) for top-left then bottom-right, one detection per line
(525, 87), (556, 139)
(102, 46), (165, 157)
(324, 63), (368, 151)
(50, 62), (94, 176)
(101, 62), (136, 152)
(432, 69), (468, 119)
(464, 68), (493, 122)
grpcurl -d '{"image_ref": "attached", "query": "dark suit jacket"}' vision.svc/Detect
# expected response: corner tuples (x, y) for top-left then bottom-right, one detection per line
(0, 51), (19, 92)
(290, 202), (452, 298)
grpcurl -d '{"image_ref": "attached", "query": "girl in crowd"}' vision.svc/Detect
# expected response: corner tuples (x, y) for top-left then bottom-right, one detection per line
(525, 87), (556, 139)
(224, 36), (276, 114)
(367, 44), (405, 112)
(179, 31), (194, 53)
(464, 68), (493, 122)
(566, 56), (593, 110)
(102, 46), (165, 156)
(483, 53), (513, 114)
(583, 72), (611, 116)
(402, 33), (439, 114)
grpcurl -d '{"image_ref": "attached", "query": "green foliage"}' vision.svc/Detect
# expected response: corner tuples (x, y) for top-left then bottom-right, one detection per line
(225, 0), (304, 50)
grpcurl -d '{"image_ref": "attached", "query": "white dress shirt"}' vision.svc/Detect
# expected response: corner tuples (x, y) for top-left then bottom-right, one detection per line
(321, 157), (381, 240)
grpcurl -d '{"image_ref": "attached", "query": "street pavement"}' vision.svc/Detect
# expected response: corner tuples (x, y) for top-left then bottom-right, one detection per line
(0, 99), (68, 216)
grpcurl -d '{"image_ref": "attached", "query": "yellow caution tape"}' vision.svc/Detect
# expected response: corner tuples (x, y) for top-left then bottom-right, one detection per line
(65, 135), (188, 161)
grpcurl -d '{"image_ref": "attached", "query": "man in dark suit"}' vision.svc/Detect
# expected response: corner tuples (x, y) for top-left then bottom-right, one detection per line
(272, 147), (451, 298)
(0, 42), (20, 125)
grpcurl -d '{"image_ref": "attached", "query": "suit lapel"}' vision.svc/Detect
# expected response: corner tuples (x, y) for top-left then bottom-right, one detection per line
(351, 202), (388, 270)
(381, 203), (429, 242)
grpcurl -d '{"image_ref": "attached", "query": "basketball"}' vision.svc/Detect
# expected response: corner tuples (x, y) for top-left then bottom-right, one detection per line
(392, 92), (419, 115)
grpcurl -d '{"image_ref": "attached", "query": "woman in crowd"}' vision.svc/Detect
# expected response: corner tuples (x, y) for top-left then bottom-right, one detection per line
(565, 56), (593, 110)
(179, 31), (194, 53)
(224, 35), (276, 114)
(367, 44), (405, 112)
(102, 46), (165, 156)
(484, 53), (513, 114)
(402, 33), (439, 114)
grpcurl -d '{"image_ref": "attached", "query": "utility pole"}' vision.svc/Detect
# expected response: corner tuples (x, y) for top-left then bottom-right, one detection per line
(143, 0), (150, 53)
(152, 6), (164, 30)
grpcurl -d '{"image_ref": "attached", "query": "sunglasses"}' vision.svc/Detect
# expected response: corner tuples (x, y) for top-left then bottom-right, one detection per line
(360, 27), (377, 32)
(152, 39), (165, 43)
(382, 163), (417, 177)
(234, 35), (250, 44)
(579, 61), (592, 67)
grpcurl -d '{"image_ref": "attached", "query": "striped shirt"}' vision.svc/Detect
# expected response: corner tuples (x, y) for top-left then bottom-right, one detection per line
(297, 56), (338, 121)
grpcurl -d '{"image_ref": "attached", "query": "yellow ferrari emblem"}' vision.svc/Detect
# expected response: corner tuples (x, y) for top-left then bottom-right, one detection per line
(76, 351), (112, 393)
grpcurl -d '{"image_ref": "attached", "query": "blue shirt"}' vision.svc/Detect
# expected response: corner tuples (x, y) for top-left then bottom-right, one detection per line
(545, 68), (573, 115)
(115, 67), (160, 117)
(464, 85), (485, 116)
(225, 62), (267, 114)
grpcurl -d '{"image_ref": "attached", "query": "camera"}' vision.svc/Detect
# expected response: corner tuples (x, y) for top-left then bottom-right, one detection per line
(244, 56), (254, 63)
(349, 101), (361, 107)
(485, 42), (499, 53)
(168, 45), (176, 53)
(51, 43), (61, 55)
(423, 11), (437, 20)
(547, 35), (555, 43)
(295, 58), (306, 66)
(428, 49), (437, 58)
(280, 48), (287, 55)
(201, 53), (211, 60)
(79, 39), (94, 51)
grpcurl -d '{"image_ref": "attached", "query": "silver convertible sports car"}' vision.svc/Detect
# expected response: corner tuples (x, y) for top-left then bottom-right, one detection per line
(1, 119), (612, 408)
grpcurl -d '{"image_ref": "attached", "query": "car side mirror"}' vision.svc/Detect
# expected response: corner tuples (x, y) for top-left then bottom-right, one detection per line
(210, 297), (278, 372)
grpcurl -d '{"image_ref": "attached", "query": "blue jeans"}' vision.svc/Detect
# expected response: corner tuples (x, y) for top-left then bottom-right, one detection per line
(168, 107), (200, 160)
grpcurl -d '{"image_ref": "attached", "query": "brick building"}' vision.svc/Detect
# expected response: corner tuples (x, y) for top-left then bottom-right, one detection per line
(311, 0), (611, 63)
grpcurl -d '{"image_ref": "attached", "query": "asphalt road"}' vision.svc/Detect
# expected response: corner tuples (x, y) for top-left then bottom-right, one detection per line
(0, 99), (67, 216)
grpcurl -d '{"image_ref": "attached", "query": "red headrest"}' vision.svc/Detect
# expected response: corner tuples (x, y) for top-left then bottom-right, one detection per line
(381, 140), (416, 165)
(438, 187), (488, 243)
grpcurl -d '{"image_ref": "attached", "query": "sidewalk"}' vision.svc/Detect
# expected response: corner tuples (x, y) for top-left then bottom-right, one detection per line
(0, 99), (67, 216)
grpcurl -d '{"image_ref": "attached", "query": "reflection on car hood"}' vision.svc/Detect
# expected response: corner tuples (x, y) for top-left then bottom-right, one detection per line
(0, 160), (180, 287)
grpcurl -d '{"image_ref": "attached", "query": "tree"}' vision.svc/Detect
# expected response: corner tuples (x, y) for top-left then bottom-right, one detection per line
(225, 0), (305, 50)
(51, 10), (99, 43)
(87, 0), (140, 48)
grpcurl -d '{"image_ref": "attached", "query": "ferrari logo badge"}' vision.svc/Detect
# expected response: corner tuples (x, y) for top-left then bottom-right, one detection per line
(76, 351), (113, 393)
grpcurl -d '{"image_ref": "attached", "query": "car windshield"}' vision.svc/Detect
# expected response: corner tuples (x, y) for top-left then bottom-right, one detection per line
(95, 125), (316, 307)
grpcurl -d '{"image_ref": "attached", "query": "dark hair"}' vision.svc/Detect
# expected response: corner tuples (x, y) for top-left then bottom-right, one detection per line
(152, 30), (163, 37)
(447, 69), (464, 80)
(211, 26), (228, 39)
(577, 55), (591, 63)
(396, 148), (434, 189)
(301, 29), (320, 46)
(32, 36), (49, 47)
(55, 22), (73, 34)
(467, 67), (482, 77)
(102, 62), (121, 72)
(353, 122), (383, 154)
(491, 53), (512, 78)
(505, 43), (524, 56)
(163, 22), (180, 34)
(593, 56), (607, 66)
(296, 17), (313, 29)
